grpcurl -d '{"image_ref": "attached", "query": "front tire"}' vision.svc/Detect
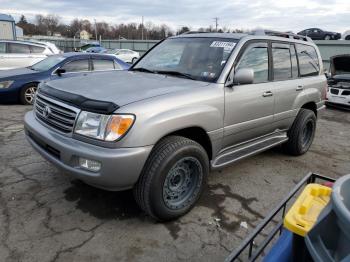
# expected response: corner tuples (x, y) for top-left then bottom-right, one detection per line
(283, 109), (317, 156)
(132, 57), (137, 64)
(20, 83), (38, 105)
(134, 136), (209, 221)
(324, 35), (331, 40)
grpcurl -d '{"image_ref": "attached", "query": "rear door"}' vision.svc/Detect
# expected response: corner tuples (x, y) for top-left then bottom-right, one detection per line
(269, 42), (300, 130)
(223, 41), (275, 147)
(4, 42), (33, 69)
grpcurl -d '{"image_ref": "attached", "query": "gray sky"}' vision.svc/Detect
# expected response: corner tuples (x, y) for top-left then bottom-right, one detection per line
(1, 0), (349, 33)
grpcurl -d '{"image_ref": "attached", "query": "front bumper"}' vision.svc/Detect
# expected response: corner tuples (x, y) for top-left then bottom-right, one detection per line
(24, 111), (153, 191)
(326, 92), (350, 107)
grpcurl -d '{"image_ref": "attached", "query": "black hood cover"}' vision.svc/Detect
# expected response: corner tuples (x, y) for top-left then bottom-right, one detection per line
(38, 84), (119, 114)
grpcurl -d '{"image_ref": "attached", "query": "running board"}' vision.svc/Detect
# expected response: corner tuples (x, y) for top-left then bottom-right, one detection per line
(211, 133), (288, 169)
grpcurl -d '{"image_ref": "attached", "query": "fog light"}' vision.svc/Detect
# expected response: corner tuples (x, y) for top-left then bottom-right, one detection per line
(78, 157), (101, 172)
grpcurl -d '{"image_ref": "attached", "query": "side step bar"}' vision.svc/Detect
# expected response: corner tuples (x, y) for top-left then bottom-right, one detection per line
(211, 133), (288, 169)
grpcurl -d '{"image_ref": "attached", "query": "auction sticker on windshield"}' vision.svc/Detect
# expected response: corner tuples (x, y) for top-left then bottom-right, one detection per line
(210, 41), (236, 50)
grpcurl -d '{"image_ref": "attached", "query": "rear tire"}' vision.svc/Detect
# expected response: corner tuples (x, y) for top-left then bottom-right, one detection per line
(132, 57), (137, 64)
(133, 136), (209, 221)
(20, 83), (38, 105)
(283, 109), (316, 156)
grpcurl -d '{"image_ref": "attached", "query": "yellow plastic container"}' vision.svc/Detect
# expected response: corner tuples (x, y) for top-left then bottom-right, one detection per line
(284, 184), (332, 237)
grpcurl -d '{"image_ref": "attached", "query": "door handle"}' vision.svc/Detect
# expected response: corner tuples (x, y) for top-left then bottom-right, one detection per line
(296, 85), (304, 91)
(262, 91), (273, 97)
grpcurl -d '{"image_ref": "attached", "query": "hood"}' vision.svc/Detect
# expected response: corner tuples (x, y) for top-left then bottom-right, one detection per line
(330, 55), (350, 77)
(44, 70), (210, 107)
(0, 67), (39, 80)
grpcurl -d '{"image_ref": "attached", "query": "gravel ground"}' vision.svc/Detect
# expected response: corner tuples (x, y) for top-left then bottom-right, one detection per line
(0, 105), (349, 262)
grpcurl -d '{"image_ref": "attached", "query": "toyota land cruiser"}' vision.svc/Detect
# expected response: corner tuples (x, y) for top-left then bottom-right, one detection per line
(24, 31), (326, 221)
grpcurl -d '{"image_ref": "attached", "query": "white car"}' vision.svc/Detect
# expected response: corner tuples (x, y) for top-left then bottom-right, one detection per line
(342, 30), (350, 40)
(107, 49), (140, 63)
(326, 54), (350, 109)
(0, 40), (61, 70)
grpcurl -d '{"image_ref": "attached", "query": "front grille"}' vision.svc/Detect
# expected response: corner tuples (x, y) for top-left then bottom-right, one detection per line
(35, 94), (77, 133)
(341, 90), (350, 96)
(330, 88), (339, 95)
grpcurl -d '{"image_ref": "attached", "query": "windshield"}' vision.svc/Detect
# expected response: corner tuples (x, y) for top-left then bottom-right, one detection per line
(133, 37), (237, 82)
(31, 55), (65, 71)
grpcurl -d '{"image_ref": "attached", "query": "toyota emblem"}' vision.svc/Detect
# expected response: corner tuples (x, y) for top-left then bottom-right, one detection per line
(42, 106), (51, 118)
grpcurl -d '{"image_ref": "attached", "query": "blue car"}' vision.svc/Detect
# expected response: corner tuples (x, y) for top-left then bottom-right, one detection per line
(0, 52), (130, 105)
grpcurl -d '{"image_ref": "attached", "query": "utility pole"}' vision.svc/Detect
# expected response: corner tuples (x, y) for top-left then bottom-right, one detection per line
(141, 16), (144, 40)
(94, 19), (98, 41)
(213, 17), (219, 32)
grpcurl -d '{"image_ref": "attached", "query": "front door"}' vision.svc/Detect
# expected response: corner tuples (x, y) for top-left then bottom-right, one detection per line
(223, 41), (275, 148)
(51, 58), (91, 80)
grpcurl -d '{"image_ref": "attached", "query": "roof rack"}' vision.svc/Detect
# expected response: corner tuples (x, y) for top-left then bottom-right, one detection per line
(252, 29), (312, 42)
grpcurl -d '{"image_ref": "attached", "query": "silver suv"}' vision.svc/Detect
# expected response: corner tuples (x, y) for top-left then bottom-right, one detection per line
(24, 31), (326, 221)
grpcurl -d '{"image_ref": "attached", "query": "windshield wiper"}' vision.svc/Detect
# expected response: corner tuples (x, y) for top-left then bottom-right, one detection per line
(131, 67), (156, 73)
(155, 70), (196, 80)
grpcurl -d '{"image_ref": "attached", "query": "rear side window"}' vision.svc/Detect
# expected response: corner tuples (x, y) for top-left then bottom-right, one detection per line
(93, 59), (114, 71)
(8, 43), (30, 54)
(296, 44), (319, 77)
(30, 45), (45, 54)
(272, 43), (298, 81)
(236, 42), (269, 83)
(61, 59), (89, 72)
(0, 43), (6, 53)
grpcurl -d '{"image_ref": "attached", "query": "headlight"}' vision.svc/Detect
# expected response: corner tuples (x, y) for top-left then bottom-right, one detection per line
(0, 80), (14, 89)
(74, 111), (135, 141)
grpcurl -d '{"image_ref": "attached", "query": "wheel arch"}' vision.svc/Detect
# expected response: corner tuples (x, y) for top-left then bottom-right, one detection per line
(301, 102), (317, 117)
(159, 126), (213, 160)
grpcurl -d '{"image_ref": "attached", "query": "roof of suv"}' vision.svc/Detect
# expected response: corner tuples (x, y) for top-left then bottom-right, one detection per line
(171, 31), (314, 45)
(172, 32), (247, 40)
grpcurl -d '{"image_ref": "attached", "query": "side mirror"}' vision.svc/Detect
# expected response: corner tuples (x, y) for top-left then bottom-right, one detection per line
(233, 68), (254, 85)
(56, 68), (66, 76)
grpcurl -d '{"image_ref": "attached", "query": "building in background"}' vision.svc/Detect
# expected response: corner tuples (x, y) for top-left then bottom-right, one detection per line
(0, 14), (16, 40)
(80, 30), (92, 40)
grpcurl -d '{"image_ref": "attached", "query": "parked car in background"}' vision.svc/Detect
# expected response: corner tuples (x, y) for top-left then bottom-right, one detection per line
(298, 28), (341, 40)
(0, 40), (61, 70)
(75, 42), (100, 52)
(0, 53), (129, 105)
(25, 40), (62, 54)
(24, 31), (326, 221)
(85, 46), (107, 53)
(106, 49), (140, 63)
(342, 30), (350, 40)
(326, 54), (350, 109)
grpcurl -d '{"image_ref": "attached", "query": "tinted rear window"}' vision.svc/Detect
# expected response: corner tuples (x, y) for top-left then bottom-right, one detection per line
(272, 43), (298, 81)
(8, 43), (30, 54)
(93, 59), (114, 70)
(296, 44), (319, 77)
(30, 45), (45, 54)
